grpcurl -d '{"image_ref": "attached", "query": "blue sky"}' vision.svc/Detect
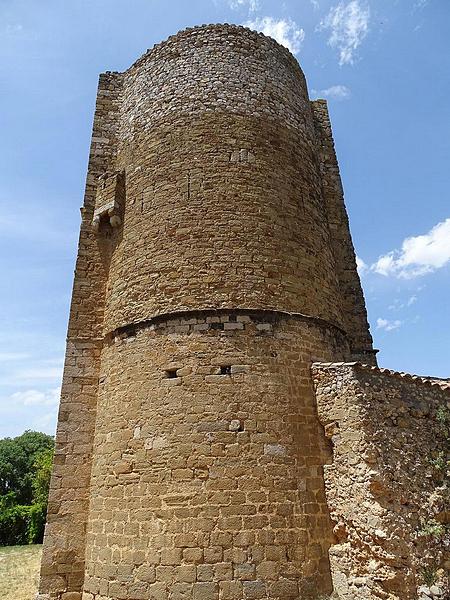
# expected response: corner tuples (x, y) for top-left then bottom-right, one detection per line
(0, 0), (448, 438)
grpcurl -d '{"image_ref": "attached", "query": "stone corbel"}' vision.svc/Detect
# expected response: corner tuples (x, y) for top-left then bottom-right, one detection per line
(92, 171), (125, 232)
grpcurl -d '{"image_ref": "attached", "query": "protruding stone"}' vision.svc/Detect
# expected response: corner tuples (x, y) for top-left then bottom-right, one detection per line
(264, 444), (286, 456)
(229, 419), (242, 431)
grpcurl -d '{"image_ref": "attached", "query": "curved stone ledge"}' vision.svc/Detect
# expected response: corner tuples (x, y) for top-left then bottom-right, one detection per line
(106, 308), (348, 343)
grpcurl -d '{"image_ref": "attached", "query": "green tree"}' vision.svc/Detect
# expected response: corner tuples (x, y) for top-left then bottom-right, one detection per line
(0, 431), (54, 545)
(0, 493), (31, 546)
(32, 447), (53, 506)
(28, 446), (54, 543)
(0, 431), (54, 504)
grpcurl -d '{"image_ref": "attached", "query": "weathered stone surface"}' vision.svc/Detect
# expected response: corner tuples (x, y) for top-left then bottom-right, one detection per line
(313, 362), (449, 600)
(36, 21), (448, 600)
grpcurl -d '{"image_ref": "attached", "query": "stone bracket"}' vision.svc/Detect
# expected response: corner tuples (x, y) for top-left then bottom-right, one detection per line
(92, 171), (125, 232)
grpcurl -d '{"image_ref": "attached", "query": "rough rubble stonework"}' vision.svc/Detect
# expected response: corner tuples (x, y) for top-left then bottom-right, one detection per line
(313, 363), (449, 599)
(37, 24), (448, 600)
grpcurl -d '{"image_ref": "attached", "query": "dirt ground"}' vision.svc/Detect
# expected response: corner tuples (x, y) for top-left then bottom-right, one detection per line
(0, 544), (42, 600)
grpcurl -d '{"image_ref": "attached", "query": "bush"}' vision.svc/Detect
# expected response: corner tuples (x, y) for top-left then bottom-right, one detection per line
(0, 432), (54, 546)
(27, 502), (47, 544)
(0, 431), (54, 505)
(0, 493), (47, 546)
(0, 497), (31, 546)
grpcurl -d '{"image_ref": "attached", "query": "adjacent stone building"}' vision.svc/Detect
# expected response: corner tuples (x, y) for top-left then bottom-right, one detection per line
(37, 24), (449, 600)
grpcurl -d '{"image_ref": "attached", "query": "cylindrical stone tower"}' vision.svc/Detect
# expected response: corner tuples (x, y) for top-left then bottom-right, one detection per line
(38, 24), (376, 600)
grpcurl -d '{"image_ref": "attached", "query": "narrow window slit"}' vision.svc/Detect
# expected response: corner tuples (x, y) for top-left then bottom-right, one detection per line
(220, 365), (232, 375)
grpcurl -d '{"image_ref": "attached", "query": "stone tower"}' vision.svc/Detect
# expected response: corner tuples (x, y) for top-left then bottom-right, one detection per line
(38, 24), (378, 600)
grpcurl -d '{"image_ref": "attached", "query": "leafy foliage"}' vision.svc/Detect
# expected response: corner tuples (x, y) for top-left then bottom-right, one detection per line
(27, 446), (54, 543)
(32, 447), (53, 507)
(421, 564), (438, 587)
(0, 431), (54, 546)
(27, 502), (47, 544)
(435, 405), (450, 430)
(417, 518), (448, 540)
(0, 494), (31, 546)
(0, 431), (54, 504)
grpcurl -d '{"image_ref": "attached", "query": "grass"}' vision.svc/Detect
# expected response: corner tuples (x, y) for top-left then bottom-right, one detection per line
(0, 544), (42, 600)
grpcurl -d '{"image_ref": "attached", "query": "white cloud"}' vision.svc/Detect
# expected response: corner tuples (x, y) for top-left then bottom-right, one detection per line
(227, 0), (260, 11)
(0, 354), (64, 388)
(33, 409), (58, 435)
(320, 0), (370, 65)
(388, 295), (419, 311)
(311, 84), (351, 100)
(372, 218), (450, 279)
(10, 387), (60, 407)
(245, 16), (305, 55)
(376, 318), (402, 332)
(407, 295), (417, 306)
(356, 255), (368, 275)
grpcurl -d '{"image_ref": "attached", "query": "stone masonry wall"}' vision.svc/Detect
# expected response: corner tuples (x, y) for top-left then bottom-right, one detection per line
(38, 72), (123, 599)
(101, 25), (352, 336)
(82, 313), (351, 600)
(311, 101), (375, 363)
(313, 363), (449, 600)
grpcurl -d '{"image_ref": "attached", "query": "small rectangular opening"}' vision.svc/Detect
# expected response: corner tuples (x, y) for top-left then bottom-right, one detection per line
(165, 369), (178, 379)
(220, 365), (232, 375)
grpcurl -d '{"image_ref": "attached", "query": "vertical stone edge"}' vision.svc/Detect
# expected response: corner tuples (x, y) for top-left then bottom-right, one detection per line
(310, 99), (377, 366)
(37, 72), (123, 600)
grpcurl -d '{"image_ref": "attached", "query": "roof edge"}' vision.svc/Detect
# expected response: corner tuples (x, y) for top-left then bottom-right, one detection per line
(311, 361), (450, 392)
